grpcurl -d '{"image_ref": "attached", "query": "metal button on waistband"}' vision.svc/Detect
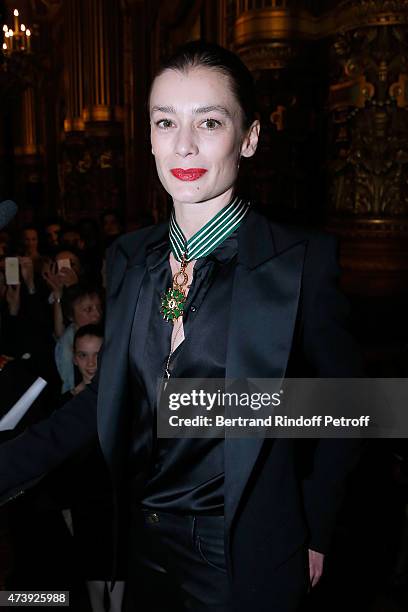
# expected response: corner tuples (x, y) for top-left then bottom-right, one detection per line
(146, 512), (160, 524)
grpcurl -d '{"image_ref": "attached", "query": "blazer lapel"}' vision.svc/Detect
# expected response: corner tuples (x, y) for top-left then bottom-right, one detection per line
(97, 223), (169, 476)
(98, 262), (146, 476)
(97, 215), (305, 531)
(224, 211), (306, 536)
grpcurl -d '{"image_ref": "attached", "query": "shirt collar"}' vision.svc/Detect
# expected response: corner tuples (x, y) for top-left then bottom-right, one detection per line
(146, 230), (238, 272)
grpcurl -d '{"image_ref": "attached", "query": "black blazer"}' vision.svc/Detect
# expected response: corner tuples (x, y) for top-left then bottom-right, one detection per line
(0, 210), (362, 608)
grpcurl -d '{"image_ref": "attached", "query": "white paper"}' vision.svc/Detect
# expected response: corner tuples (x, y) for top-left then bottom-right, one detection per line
(57, 258), (71, 271)
(0, 377), (47, 430)
(5, 257), (20, 285)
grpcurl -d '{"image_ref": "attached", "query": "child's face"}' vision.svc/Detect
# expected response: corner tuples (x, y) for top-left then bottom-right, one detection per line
(73, 334), (103, 383)
(72, 294), (103, 327)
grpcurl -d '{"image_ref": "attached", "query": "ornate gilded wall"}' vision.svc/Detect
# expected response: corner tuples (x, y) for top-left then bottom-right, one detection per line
(1, 0), (407, 297)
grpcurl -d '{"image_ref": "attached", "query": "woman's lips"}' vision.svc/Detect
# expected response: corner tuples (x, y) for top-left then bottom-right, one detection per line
(170, 168), (207, 181)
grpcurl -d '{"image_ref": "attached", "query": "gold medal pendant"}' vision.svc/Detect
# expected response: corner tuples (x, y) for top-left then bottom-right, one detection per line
(163, 199), (249, 322)
(161, 254), (188, 322)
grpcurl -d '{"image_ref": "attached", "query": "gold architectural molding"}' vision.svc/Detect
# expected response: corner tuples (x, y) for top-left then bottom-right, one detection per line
(82, 105), (124, 124)
(389, 73), (408, 108)
(327, 218), (408, 239)
(14, 145), (44, 156)
(235, 8), (318, 47)
(325, 0), (408, 278)
(14, 87), (40, 156)
(63, 0), (124, 130)
(82, 0), (123, 125)
(234, 1), (408, 54)
(341, 0), (408, 31)
(64, 0), (85, 132)
(64, 118), (86, 132)
(329, 76), (375, 111)
(236, 39), (298, 71)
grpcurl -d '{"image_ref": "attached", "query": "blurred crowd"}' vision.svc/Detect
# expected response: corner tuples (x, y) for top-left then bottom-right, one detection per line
(0, 210), (146, 611)
(0, 210), (130, 387)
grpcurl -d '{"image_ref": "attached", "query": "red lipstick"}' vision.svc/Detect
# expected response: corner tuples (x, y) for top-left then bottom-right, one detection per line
(170, 168), (207, 181)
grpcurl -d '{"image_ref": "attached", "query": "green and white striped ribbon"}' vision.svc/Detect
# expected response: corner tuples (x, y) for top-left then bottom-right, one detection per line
(169, 196), (250, 262)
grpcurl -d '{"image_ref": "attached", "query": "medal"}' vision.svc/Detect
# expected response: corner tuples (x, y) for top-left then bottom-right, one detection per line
(161, 197), (250, 323)
(160, 253), (188, 322)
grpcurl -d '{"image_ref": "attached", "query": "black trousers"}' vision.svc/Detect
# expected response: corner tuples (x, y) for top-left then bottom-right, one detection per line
(124, 510), (230, 612)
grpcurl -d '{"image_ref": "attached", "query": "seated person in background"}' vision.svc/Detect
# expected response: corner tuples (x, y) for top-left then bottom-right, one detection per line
(54, 285), (104, 393)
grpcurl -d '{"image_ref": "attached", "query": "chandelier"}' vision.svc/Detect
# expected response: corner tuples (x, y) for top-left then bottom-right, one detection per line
(2, 9), (32, 56)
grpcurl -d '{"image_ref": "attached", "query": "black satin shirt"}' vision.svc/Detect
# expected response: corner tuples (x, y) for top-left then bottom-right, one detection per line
(128, 232), (238, 514)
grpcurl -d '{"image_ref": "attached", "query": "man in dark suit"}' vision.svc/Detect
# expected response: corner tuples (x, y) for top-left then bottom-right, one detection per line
(0, 42), (362, 611)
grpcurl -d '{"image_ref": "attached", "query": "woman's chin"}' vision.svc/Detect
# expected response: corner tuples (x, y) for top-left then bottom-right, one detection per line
(164, 180), (208, 204)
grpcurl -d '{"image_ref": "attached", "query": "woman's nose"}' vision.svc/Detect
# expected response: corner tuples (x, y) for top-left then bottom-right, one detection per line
(174, 125), (198, 157)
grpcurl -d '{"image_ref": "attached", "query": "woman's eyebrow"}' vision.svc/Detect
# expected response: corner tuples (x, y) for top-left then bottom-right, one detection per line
(150, 105), (232, 118)
(150, 105), (176, 114)
(193, 105), (232, 118)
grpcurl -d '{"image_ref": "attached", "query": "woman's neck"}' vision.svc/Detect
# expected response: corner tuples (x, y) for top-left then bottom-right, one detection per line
(173, 189), (234, 240)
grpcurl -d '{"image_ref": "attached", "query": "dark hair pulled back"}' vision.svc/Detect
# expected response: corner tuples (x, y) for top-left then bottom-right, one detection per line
(155, 41), (256, 130)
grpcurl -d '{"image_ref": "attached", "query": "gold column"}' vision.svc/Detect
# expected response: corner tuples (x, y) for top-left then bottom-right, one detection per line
(60, 0), (125, 220)
(12, 86), (43, 223)
(14, 87), (39, 156)
(82, 0), (123, 124)
(63, 0), (85, 132)
(234, 0), (315, 71)
(326, 0), (408, 295)
(232, 1), (408, 294)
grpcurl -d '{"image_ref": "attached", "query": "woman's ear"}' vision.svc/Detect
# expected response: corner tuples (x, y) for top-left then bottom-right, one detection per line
(240, 120), (260, 159)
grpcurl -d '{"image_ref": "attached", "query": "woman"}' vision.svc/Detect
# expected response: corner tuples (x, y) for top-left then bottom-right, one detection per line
(21, 226), (41, 261)
(19, 226), (45, 280)
(0, 42), (362, 612)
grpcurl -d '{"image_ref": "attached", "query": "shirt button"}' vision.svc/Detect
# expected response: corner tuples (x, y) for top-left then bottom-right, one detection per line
(190, 305), (197, 312)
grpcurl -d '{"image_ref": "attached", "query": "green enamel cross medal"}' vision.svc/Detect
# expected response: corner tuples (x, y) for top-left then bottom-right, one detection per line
(162, 197), (250, 323)
(161, 254), (188, 322)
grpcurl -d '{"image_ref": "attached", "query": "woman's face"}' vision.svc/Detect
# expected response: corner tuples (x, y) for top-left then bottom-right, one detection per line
(149, 66), (259, 206)
(23, 229), (39, 254)
(72, 294), (103, 328)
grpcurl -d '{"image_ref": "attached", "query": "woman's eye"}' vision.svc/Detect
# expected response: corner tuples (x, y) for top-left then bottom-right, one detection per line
(156, 119), (174, 129)
(201, 118), (221, 130)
